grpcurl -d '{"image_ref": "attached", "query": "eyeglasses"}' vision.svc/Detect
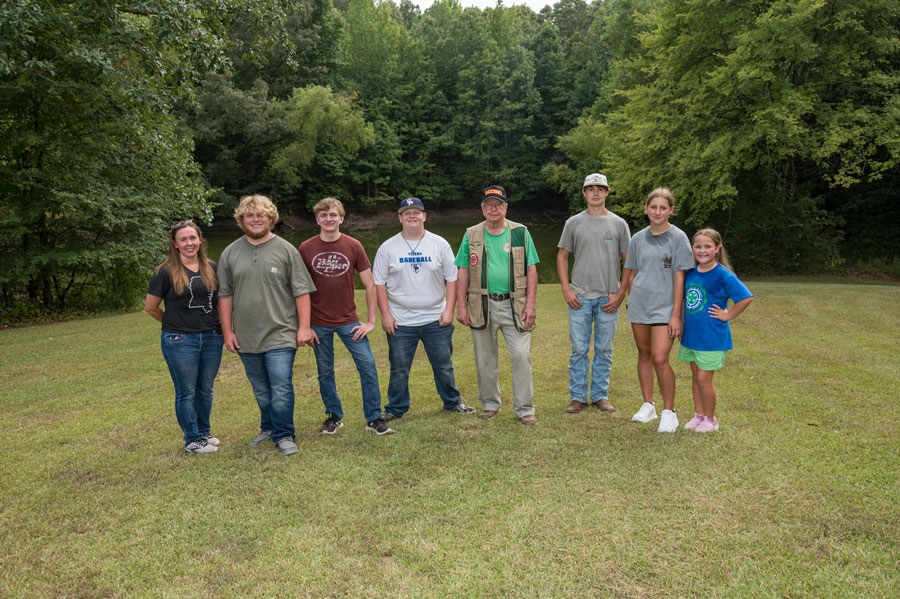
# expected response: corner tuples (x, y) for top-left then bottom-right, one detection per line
(483, 203), (506, 211)
(171, 219), (194, 230)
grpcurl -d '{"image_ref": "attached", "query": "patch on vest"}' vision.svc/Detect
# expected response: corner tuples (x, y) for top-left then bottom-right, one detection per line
(469, 241), (481, 250)
(469, 253), (478, 266)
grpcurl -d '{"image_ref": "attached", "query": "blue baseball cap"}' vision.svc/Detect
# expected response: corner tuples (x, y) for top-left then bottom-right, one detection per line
(398, 197), (426, 213)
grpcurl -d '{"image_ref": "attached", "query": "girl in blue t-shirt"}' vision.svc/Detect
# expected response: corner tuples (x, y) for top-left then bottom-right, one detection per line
(678, 229), (753, 432)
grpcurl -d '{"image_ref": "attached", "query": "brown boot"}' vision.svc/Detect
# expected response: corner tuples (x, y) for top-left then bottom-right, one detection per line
(565, 400), (585, 414)
(592, 399), (616, 412)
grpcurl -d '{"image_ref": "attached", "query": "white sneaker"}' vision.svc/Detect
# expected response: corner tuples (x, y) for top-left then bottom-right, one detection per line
(631, 402), (658, 423)
(185, 439), (217, 454)
(658, 409), (678, 433)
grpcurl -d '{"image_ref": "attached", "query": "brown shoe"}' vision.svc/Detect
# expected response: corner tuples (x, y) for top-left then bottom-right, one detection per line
(565, 400), (585, 414)
(478, 410), (498, 420)
(519, 414), (538, 425)
(593, 399), (616, 412)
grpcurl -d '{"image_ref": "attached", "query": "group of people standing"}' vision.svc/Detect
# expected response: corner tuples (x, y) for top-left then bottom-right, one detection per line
(557, 175), (753, 433)
(145, 174), (752, 455)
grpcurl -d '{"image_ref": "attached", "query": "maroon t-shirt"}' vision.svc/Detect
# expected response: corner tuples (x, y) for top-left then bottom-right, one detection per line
(299, 234), (371, 327)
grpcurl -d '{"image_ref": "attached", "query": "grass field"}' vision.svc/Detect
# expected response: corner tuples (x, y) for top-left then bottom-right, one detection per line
(1, 280), (898, 598)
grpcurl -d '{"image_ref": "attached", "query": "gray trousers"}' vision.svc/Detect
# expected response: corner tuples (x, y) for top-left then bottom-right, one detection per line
(470, 299), (535, 417)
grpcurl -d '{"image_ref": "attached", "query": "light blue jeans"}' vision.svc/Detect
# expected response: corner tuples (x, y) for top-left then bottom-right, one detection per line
(239, 347), (297, 442)
(568, 296), (618, 404)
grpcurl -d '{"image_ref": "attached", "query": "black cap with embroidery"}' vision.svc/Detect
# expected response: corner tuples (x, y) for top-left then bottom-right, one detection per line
(481, 185), (507, 204)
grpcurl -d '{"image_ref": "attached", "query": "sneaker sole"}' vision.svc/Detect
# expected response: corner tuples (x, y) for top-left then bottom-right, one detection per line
(320, 423), (344, 435)
(631, 415), (658, 423)
(366, 426), (394, 436)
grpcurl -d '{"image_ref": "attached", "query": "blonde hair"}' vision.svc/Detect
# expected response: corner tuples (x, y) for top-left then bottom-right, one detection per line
(645, 187), (675, 208)
(692, 228), (733, 271)
(234, 194), (279, 232)
(313, 197), (345, 217)
(155, 222), (217, 295)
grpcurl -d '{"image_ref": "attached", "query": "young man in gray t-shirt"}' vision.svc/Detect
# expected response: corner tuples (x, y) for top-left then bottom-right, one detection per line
(556, 173), (631, 414)
(218, 195), (316, 456)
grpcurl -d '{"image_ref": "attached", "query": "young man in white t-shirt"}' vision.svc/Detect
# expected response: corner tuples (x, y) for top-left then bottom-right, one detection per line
(372, 197), (475, 422)
(556, 173), (631, 415)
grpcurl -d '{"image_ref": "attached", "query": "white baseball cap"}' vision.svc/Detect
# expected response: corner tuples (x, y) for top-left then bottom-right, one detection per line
(583, 173), (609, 189)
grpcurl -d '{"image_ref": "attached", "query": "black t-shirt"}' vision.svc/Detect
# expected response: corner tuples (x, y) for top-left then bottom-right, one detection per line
(147, 263), (220, 333)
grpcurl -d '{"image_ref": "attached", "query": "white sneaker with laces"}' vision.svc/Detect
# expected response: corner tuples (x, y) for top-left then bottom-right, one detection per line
(658, 409), (678, 433)
(631, 402), (658, 423)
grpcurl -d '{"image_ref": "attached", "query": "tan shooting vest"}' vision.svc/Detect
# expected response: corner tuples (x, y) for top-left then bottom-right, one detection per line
(464, 220), (534, 332)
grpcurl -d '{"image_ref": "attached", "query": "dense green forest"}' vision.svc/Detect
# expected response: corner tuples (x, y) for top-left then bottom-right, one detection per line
(2, 0), (899, 317)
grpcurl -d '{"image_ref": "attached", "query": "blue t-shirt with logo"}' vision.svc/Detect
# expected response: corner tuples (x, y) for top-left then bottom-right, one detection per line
(681, 264), (752, 351)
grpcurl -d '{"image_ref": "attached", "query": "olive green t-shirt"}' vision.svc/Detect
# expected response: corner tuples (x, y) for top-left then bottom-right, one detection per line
(218, 235), (316, 353)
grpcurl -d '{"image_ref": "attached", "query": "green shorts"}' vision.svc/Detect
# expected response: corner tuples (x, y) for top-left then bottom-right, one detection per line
(678, 345), (726, 371)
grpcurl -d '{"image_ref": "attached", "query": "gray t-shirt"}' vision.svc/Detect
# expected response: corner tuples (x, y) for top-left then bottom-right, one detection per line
(624, 225), (694, 324)
(218, 234), (316, 353)
(557, 210), (631, 299)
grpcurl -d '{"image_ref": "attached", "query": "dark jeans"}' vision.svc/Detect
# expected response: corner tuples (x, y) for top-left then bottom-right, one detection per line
(239, 347), (297, 442)
(385, 320), (461, 417)
(312, 322), (382, 422)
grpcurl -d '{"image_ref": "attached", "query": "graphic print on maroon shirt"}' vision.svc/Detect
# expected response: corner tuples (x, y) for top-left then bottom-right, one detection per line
(299, 234), (371, 327)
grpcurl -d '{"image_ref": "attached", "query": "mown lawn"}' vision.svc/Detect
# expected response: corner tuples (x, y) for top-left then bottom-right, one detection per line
(1, 280), (897, 598)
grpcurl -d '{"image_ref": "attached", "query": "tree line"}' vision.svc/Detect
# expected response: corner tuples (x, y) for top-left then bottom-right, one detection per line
(2, 0), (898, 319)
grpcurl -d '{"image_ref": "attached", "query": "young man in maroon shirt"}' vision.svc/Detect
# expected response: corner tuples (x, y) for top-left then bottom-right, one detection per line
(299, 198), (393, 436)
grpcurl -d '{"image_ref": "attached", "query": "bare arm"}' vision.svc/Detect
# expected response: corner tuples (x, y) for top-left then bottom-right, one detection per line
(668, 269), (686, 338)
(456, 267), (470, 326)
(296, 293), (314, 346)
(709, 296), (753, 322)
(375, 284), (396, 335)
(523, 263), (537, 329)
(557, 248), (582, 310)
(218, 295), (239, 353)
(351, 268), (377, 340)
(143, 294), (164, 323)
(440, 280), (457, 326)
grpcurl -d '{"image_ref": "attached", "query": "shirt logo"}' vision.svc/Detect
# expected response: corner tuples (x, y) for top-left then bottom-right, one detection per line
(311, 251), (351, 277)
(503, 242), (511, 253)
(662, 256), (672, 269)
(685, 283), (707, 314)
(602, 231), (614, 243)
(270, 266), (279, 274)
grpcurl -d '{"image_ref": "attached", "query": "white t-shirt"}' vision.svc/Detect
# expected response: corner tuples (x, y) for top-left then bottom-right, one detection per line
(373, 231), (458, 326)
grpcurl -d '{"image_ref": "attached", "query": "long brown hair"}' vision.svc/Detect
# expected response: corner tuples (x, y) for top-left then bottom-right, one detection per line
(155, 221), (217, 295)
(692, 228), (733, 271)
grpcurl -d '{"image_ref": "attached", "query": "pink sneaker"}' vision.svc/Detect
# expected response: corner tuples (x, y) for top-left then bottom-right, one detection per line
(683, 413), (704, 430)
(695, 417), (719, 432)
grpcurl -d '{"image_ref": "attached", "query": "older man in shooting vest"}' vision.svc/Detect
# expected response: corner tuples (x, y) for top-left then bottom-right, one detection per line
(455, 185), (540, 425)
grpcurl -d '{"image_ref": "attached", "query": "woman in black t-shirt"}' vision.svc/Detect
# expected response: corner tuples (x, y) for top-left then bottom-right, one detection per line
(144, 220), (223, 454)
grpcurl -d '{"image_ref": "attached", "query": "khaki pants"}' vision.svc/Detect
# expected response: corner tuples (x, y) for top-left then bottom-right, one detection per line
(470, 299), (535, 418)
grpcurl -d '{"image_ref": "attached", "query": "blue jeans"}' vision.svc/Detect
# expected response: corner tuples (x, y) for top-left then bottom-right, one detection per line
(239, 347), (297, 441)
(385, 320), (462, 417)
(312, 322), (382, 422)
(160, 330), (223, 443)
(568, 296), (619, 404)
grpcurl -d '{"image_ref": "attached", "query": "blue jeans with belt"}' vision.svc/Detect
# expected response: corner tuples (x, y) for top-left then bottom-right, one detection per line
(384, 320), (462, 417)
(160, 330), (224, 443)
